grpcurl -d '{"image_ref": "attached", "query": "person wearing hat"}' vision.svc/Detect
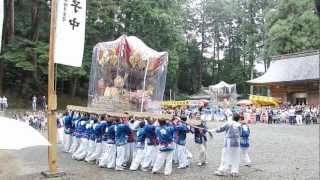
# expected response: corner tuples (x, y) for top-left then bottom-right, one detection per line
(213, 112), (242, 177)
(141, 117), (158, 171)
(152, 118), (175, 175)
(189, 114), (208, 166)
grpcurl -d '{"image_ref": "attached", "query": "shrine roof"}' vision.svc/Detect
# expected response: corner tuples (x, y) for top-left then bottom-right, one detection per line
(247, 50), (320, 84)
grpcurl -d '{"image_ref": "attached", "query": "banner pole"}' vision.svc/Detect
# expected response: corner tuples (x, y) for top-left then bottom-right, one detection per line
(47, 0), (58, 174)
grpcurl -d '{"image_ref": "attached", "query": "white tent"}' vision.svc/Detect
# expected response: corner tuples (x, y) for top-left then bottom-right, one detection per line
(206, 81), (237, 107)
(208, 81), (237, 95)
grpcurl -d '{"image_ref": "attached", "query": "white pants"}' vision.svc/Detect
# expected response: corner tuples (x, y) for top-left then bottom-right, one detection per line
(187, 148), (193, 159)
(152, 150), (174, 175)
(116, 145), (126, 169)
(85, 140), (96, 160)
(130, 148), (145, 170)
(177, 144), (189, 168)
(99, 143), (111, 167)
(72, 138), (89, 160)
(69, 136), (80, 153)
(197, 143), (207, 164)
(218, 147), (240, 173)
(99, 144), (116, 168)
(125, 142), (135, 165)
(296, 115), (303, 125)
(63, 133), (72, 152)
(98, 141), (107, 161)
(141, 145), (157, 168)
(241, 148), (251, 165)
(32, 103), (36, 111)
(57, 128), (64, 144)
(172, 143), (178, 164)
(85, 142), (102, 162)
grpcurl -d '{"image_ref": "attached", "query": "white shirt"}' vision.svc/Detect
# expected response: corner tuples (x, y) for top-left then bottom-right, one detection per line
(3, 97), (7, 104)
(288, 109), (295, 116)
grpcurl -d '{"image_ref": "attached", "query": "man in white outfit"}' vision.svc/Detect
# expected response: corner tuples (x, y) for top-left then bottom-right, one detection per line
(72, 119), (90, 160)
(98, 119), (116, 169)
(62, 112), (73, 152)
(130, 121), (146, 171)
(86, 117), (106, 163)
(213, 112), (242, 177)
(141, 118), (158, 171)
(152, 119), (175, 175)
(69, 114), (81, 154)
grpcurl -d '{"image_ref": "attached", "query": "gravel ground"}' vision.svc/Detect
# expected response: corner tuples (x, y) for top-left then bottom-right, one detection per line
(0, 122), (319, 180)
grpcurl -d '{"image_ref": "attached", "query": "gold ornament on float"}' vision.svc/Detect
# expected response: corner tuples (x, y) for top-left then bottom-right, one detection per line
(98, 48), (107, 65)
(98, 79), (106, 95)
(104, 87), (118, 97)
(114, 75), (125, 88)
(107, 48), (118, 66)
(137, 59), (147, 69)
(146, 85), (154, 96)
(129, 51), (142, 68)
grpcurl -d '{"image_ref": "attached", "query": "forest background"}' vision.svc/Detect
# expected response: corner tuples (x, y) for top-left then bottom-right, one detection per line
(0, 0), (319, 108)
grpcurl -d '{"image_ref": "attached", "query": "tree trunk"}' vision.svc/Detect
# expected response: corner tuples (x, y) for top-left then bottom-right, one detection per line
(248, 1), (255, 95)
(199, 15), (205, 91)
(250, 67), (254, 95)
(60, 79), (64, 94)
(30, 0), (41, 90)
(0, 0), (15, 94)
(71, 77), (78, 97)
(31, 0), (41, 42)
(4, 0), (14, 44)
(211, 40), (216, 84)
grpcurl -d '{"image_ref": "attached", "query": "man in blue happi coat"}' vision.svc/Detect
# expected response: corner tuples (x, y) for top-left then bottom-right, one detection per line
(152, 119), (175, 176)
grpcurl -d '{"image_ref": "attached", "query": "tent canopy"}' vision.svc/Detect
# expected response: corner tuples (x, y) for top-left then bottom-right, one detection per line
(208, 81), (236, 92)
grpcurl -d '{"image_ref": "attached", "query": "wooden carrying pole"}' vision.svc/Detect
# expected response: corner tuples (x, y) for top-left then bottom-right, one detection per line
(47, 0), (58, 173)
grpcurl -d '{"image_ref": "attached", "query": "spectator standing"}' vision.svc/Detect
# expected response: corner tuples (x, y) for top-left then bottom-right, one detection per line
(32, 95), (37, 111)
(295, 106), (303, 125)
(40, 96), (47, 110)
(3, 96), (8, 110)
(288, 106), (295, 125)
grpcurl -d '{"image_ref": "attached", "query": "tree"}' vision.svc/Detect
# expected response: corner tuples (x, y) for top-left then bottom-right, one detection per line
(265, 0), (320, 56)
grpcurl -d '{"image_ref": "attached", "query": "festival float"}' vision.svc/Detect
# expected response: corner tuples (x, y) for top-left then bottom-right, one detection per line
(88, 35), (168, 112)
(207, 81), (238, 108)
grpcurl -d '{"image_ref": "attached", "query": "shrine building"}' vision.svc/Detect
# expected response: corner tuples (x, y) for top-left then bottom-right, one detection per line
(248, 50), (319, 105)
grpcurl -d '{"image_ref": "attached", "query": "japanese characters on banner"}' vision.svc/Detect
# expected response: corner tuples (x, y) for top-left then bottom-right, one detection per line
(0, 0), (3, 52)
(55, 0), (86, 67)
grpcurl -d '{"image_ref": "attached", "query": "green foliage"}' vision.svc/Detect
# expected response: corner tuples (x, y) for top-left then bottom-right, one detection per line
(266, 0), (320, 56)
(1, 0), (319, 106)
